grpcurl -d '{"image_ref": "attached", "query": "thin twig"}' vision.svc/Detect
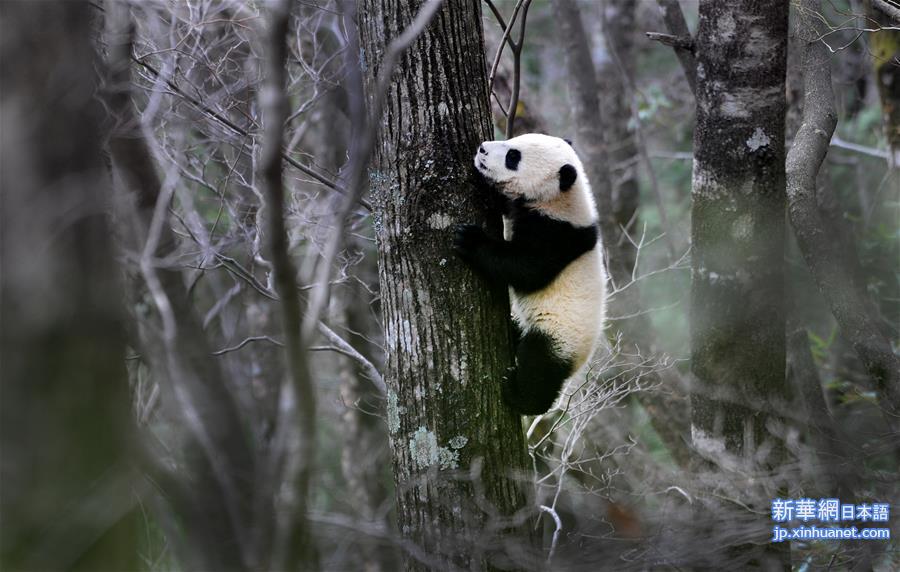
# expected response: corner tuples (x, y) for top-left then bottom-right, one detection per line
(130, 55), (366, 204)
(211, 335), (285, 355)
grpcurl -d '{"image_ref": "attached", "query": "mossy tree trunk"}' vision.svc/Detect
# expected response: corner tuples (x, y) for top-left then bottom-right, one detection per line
(359, 0), (529, 569)
(690, 0), (789, 566)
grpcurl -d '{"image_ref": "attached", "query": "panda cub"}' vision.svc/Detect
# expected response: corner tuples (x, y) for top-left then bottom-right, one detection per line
(453, 133), (608, 415)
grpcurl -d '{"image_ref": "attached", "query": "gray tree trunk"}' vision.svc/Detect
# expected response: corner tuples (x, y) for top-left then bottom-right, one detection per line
(0, 2), (138, 569)
(359, 0), (530, 569)
(691, 0), (789, 566)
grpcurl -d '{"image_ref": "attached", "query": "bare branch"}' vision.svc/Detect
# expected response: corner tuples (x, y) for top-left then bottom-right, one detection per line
(129, 54), (355, 200)
(487, 0), (527, 94)
(104, 3), (254, 568)
(830, 135), (891, 160)
(211, 335), (285, 356)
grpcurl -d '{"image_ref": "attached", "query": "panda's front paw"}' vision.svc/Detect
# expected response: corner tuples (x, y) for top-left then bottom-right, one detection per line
(452, 224), (486, 261)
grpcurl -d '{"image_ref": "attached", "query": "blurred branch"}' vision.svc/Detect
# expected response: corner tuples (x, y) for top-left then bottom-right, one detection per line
(787, 0), (900, 424)
(538, 505), (562, 564)
(651, 0), (697, 95)
(212, 335), (285, 355)
(89, 1), (373, 210)
(318, 322), (386, 393)
(786, 327), (850, 493)
(603, 5), (677, 262)
(130, 55), (357, 201)
(258, 0), (318, 568)
(830, 135), (891, 160)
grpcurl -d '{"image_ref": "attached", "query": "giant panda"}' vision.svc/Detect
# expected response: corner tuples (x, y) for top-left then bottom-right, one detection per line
(453, 133), (608, 415)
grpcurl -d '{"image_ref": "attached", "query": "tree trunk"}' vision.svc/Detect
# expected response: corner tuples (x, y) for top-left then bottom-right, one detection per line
(0, 2), (138, 569)
(691, 0), (789, 566)
(359, 1), (530, 569)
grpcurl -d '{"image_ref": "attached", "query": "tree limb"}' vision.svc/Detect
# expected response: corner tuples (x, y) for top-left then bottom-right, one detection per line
(786, 0), (900, 423)
(645, 31), (694, 51)
(873, 0), (900, 22)
(652, 0), (697, 95)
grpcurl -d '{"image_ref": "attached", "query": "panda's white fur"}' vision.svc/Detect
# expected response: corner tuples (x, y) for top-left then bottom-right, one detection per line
(461, 133), (608, 413)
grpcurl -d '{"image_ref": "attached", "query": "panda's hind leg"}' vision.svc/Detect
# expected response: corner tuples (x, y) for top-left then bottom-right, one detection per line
(502, 329), (573, 415)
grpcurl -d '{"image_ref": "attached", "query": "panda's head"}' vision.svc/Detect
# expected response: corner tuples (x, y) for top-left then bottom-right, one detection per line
(473, 133), (584, 204)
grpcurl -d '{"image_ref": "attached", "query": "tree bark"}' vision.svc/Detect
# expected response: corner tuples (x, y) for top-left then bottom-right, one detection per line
(0, 2), (138, 569)
(359, 1), (530, 569)
(690, 0), (788, 565)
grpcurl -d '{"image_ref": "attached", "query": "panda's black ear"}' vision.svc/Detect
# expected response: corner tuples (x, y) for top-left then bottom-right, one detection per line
(559, 164), (577, 191)
(563, 138), (573, 146)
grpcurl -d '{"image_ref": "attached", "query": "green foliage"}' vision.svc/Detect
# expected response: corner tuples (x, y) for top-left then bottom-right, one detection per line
(634, 85), (672, 125)
(806, 326), (837, 363)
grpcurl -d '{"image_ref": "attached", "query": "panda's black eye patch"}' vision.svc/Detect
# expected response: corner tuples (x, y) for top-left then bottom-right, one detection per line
(559, 164), (577, 191)
(505, 148), (522, 171)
